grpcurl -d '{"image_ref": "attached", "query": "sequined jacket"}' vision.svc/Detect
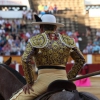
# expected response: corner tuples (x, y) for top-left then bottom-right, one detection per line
(22, 32), (85, 84)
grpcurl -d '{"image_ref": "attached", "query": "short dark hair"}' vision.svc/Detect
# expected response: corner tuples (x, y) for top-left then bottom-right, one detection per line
(40, 24), (57, 31)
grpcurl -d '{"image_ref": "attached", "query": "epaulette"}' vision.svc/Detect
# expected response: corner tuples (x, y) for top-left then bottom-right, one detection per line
(59, 34), (76, 48)
(29, 33), (48, 48)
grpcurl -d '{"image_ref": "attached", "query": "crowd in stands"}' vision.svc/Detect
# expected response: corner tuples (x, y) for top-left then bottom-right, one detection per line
(1, 7), (100, 56)
(83, 29), (100, 54)
(38, 3), (58, 17)
(0, 11), (40, 56)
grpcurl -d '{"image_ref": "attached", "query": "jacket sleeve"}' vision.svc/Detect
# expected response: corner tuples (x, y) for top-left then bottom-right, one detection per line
(67, 47), (85, 79)
(21, 42), (35, 84)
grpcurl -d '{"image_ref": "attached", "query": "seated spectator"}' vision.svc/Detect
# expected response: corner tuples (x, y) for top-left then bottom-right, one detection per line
(0, 27), (5, 35)
(2, 41), (11, 55)
(20, 39), (26, 54)
(7, 35), (14, 46)
(86, 42), (93, 54)
(26, 10), (32, 20)
(11, 20), (17, 33)
(49, 4), (54, 14)
(0, 34), (7, 47)
(19, 31), (28, 41)
(93, 36), (100, 45)
(71, 32), (79, 48)
(92, 44), (100, 54)
(25, 31), (31, 39)
(14, 36), (20, 47)
(38, 4), (44, 14)
(17, 47), (21, 55)
(53, 4), (57, 14)
(10, 42), (18, 55)
(96, 29), (100, 38)
(83, 47), (88, 54)
(15, 19), (21, 30)
(0, 17), (5, 28)
(33, 27), (40, 36)
(20, 19), (27, 29)
(0, 35), (3, 46)
(0, 45), (2, 54)
(11, 32), (16, 40)
(22, 10), (27, 20)
(44, 5), (49, 12)
(66, 30), (73, 36)
(4, 19), (12, 32)
(60, 29), (66, 35)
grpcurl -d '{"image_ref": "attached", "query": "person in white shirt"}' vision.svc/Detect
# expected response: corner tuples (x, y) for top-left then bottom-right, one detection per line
(26, 10), (32, 20)
(0, 27), (5, 35)
(96, 29), (100, 37)
(33, 28), (40, 36)
(22, 10), (27, 20)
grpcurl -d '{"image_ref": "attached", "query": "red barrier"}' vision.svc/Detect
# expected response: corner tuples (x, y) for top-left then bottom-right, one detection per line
(10, 64), (100, 76)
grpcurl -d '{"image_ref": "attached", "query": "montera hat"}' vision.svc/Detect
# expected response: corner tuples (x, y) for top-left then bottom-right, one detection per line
(32, 14), (64, 27)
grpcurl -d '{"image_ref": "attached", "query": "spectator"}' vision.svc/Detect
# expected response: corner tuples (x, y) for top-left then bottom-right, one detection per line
(5, 19), (12, 32)
(53, 4), (57, 14)
(26, 10), (32, 20)
(44, 5), (49, 12)
(78, 33), (88, 51)
(25, 31), (31, 39)
(15, 19), (21, 30)
(14, 36), (20, 47)
(20, 19), (27, 29)
(60, 29), (66, 35)
(92, 44), (100, 54)
(71, 32), (79, 48)
(2, 41), (11, 55)
(93, 36), (100, 46)
(0, 27), (5, 35)
(10, 42), (18, 55)
(7, 35), (14, 46)
(83, 47), (88, 54)
(86, 42), (93, 54)
(38, 4), (44, 14)
(11, 20), (17, 33)
(22, 10), (27, 20)
(49, 4), (54, 14)
(20, 39), (26, 54)
(0, 17), (5, 28)
(96, 29), (100, 38)
(33, 27), (40, 36)
(66, 30), (73, 36)
(11, 32), (16, 40)
(0, 34), (7, 47)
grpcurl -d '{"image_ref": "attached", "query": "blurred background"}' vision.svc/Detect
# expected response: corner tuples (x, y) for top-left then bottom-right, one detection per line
(0, 0), (100, 68)
(0, 0), (100, 98)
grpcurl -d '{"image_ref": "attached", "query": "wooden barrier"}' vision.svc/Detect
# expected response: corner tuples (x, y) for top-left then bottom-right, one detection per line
(2, 54), (100, 64)
(3, 56), (22, 64)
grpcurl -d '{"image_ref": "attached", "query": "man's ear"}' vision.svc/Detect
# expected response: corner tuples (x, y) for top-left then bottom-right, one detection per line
(54, 26), (57, 31)
(40, 25), (44, 33)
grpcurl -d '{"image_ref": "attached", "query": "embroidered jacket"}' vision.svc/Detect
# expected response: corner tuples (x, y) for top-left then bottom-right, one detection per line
(22, 32), (85, 84)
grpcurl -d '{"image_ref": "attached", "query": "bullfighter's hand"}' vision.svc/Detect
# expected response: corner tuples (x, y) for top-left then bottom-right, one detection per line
(23, 83), (34, 94)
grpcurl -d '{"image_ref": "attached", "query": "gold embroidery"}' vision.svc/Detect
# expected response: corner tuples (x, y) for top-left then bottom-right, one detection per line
(22, 33), (85, 83)
(29, 33), (48, 48)
(67, 47), (85, 79)
(34, 39), (71, 66)
(59, 34), (76, 48)
(22, 42), (34, 84)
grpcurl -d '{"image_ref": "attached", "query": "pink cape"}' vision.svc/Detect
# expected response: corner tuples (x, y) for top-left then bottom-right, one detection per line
(74, 78), (91, 87)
